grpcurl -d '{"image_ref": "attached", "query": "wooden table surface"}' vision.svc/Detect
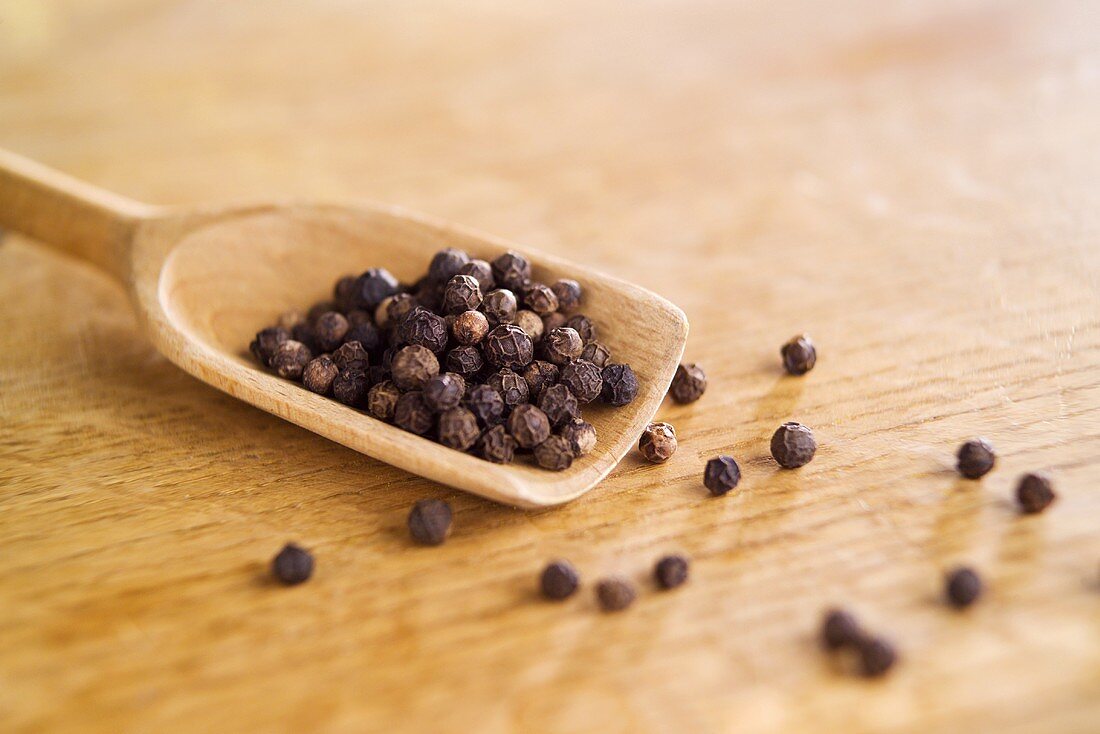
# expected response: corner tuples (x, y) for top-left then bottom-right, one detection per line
(2, 1), (1098, 732)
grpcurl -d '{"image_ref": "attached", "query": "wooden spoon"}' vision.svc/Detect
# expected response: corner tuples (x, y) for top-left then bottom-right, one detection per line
(0, 149), (688, 507)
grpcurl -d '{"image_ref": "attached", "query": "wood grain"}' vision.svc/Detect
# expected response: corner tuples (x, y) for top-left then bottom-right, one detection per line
(1, 0), (1098, 732)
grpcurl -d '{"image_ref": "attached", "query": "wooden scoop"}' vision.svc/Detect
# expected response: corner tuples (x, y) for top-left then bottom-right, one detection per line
(0, 149), (688, 507)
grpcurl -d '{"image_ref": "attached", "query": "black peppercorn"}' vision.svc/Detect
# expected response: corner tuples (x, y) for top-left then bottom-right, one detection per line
(1016, 472), (1056, 513)
(534, 434), (574, 471)
(407, 498), (453, 546)
(438, 406), (480, 451)
(306, 300), (337, 324)
(551, 279), (582, 313)
(394, 391), (434, 435)
(491, 250), (532, 291)
(477, 424), (516, 463)
(332, 340), (369, 372)
(540, 560), (580, 600)
(445, 346), (484, 380)
(821, 608), (862, 650)
(601, 363), (638, 406)
(398, 307), (448, 353)
(302, 355), (339, 395)
(542, 312), (567, 335)
(333, 368), (369, 406)
(333, 274), (358, 312)
(314, 311), (350, 352)
(442, 274), (483, 314)
(704, 456), (741, 496)
(595, 576), (636, 612)
(669, 362), (706, 403)
(770, 422), (816, 468)
(271, 340), (313, 380)
(344, 321), (382, 355)
(482, 288), (518, 326)
(250, 326), (290, 367)
(542, 326), (583, 366)
(559, 418), (597, 457)
(639, 422), (677, 463)
(391, 345), (440, 391)
(353, 267), (400, 310)
(382, 292), (417, 331)
(538, 384), (579, 427)
(521, 282), (559, 316)
(486, 368), (530, 411)
(654, 554), (689, 589)
(465, 384), (506, 427)
(523, 360), (560, 400)
(452, 310), (489, 346)
(290, 322), (320, 355)
(422, 373), (466, 413)
(428, 247), (470, 283)
(346, 309), (372, 327)
(565, 314), (596, 343)
(580, 341), (611, 368)
(272, 543), (314, 585)
(458, 259), (495, 292)
(945, 566), (983, 609)
(367, 380), (401, 422)
(414, 277), (445, 312)
(560, 359), (603, 404)
(857, 636), (898, 677)
(956, 438), (996, 479)
(507, 404), (552, 449)
(483, 324), (534, 370)
(513, 310), (544, 342)
(781, 334), (817, 376)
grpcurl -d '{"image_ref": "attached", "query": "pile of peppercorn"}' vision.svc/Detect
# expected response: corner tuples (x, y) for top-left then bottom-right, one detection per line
(249, 248), (638, 470)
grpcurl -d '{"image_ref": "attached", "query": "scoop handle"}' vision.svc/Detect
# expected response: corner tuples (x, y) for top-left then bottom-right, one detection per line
(0, 148), (154, 283)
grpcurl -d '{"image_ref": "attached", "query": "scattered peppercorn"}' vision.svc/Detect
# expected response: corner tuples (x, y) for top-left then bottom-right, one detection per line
(781, 334), (817, 376)
(394, 391), (434, 435)
(580, 341), (611, 368)
(428, 247), (470, 284)
(271, 543), (314, 585)
(332, 341), (369, 372)
(541, 312), (567, 334)
(669, 362), (706, 403)
(458, 259), (495, 292)
(523, 360), (560, 400)
(302, 355), (339, 395)
(945, 566), (983, 609)
(477, 424), (517, 463)
(551, 279), (582, 313)
(333, 275), (358, 312)
(560, 359), (603, 404)
(522, 282), (559, 315)
(466, 384), (506, 427)
(770, 422), (816, 469)
(654, 554), (689, 589)
(367, 380), (401, 422)
(451, 310), (490, 346)
(704, 456), (741, 496)
(539, 384), (579, 427)
(423, 373), (465, 412)
(486, 368), (530, 412)
(407, 499), (453, 546)
(540, 560), (580, 600)
(398, 307), (448, 353)
(314, 311), (349, 352)
(507, 404), (552, 449)
(595, 576), (636, 612)
(446, 345), (484, 380)
(560, 418), (597, 457)
(601, 363), (639, 406)
(1016, 472), (1056, 514)
(482, 288), (518, 326)
(857, 636), (898, 678)
(272, 340), (312, 380)
(534, 435), (574, 471)
(438, 407), (480, 451)
(542, 326), (583, 366)
(353, 267), (400, 310)
(513, 309), (545, 341)
(639, 422), (677, 463)
(345, 321), (382, 354)
(250, 326), (290, 367)
(484, 324), (534, 370)
(821, 608), (862, 650)
(391, 345), (440, 391)
(491, 250), (532, 291)
(956, 438), (996, 479)
(442, 274), (483, 314)
(565, 314), (597, 343)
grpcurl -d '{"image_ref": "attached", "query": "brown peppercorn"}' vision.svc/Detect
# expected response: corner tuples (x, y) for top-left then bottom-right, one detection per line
(332, 368), (369, 406)
(781, 334), (817, 376)
(391, 345), (440, 390)
(540, 560), (580, 600)
(272, 340), (313, 380)
(523, 360), (560, 400)
(277, 309), (306, 331)
(513, 310), (545, 342)
(771, 422), (816, 469)
(559, 359), (602, 404)
(422, 373), (466, 412)
(821, 608), (862, 650)
(452, 310), (489, 345)
(383, 292), (417, 330)
(486, 368), (530, 411)
(1016, 472), (1056, 513)
(344, 321), (381, 354)
(639, 422), (677, 463)
(601, 363), (639, 406)
(407, 499), (452, 546)
(477, 424), (516, 463)
(560, 418), (597, 457)
(522, 282), (559, 316)
(445, 346), (484, 380)
(333, 274), (358, 312)
(534, 435), (574, 471)
(484, 324), (534, 370)
(398, 307), (448, 353)
(272, 543), (314, 585)
(704, 455), (741, 496)
(857, 636), (898, 678)
(302, 355), (339, 395)
(507, 404), (552, 449)
(290, 322), (319, 355)
(595, 576), (636, 612)
(669, 362), (707, 403)
(306, 300), (337, 324)
(353, 267), (400, 310)
(367, 380), (401, 421)
(539, 384), (580, 427)
(414, 277), (444, 312)
(491, 250), (532, 291)
(314, 311), (349, 352)
(428, 247), (470, 283)
(482, 288), (518, 326)
(580, 341), (611, 368)
(442, 274), (483, 315)
(394, 391), (434, 435)
(542, 326), (583, 366)
(945, 566), (983, 609)
(465, 384), (506, 427)
(956, 438), (996, 479)
(250, 326), (290, 367)
(332, 341), (369, 372)
(346, 309), (372, 327)
(565, 314), (597, 343)
(438, 406), (480, 450)
(654, 554), (689, 589)
(542, 312), (567, 334)
(551, 279), (582, 313)
(457, 259), (495, 292)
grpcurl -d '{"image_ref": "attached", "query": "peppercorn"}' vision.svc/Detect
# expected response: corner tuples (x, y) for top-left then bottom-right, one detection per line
(557, 359), (601, 404)
(383, 292), (417, 330)
(422, 373), (466, 413)
(428, 247), (470, 283)
(542, 327), (583, 366)
(438, 406), (480, 450)
(560, 418), (597, 457)
(482, 288), (518, 326)
(391, 345), (440, 391)
(353, 267), (400, 310)
(956, 438), (996, 479)
(272, 543), (314, 585)
(465, 384), (506, 427)
(1016, 472), (1056, 513)
(477, 424), (516, 463)
(458, 259), (495, 292)
(580, 341), (611, 368)
(486, 368), (530, 411)
(770, 422), (816, 468)
(332, 341), (369, 372)
(507, 404), (552, 449)
(669, 362), (706, 403)
(314, 311), (349, 352)
(452, 309), (489, 345)
(945, 566), (983, 609)
(704, 456), (741, 496)
(272, 340), (312, 380)
(542, 312), (567, 334)
(346, 309), (372, 327)
(250, 326), (290, 367)
(857, 636), (898, 677)
(414, 277), (444, 312)
(484, 324), (534, 370)
(601, 363), (638, 406)
(551, 279), (582, 313)
(639, 422), (677, 463)
(781, 334), (817, 376)
(595, 576), (636, 612)
(522, 282), (559, 315)
(491, 250), (531, 291)
(302, 355), (339, 395)
(523, 360), (559, 400)
(538, 384), (579, 427)
(445, 345), (484, 380)
(513, 310), (545, 342)
(306, 300), (337, 324)
(277, 309), (306, 331)
(344, 321), (382, 355)
(534, 435), (574, 471)
(394, 391), (434, 435)
(441, 274), (483, 315)
(407, 499), (452, 546)
(290, 322), (320, 355)
(540, 560), (580, 600)
(367, 380), (401, 421)
(333, 274), (358, 312)
(654, 554), (689, 589)
(821, 608), (862, 650)
(332, 368), (369, 406)
(398, 306), (448, 353)
(565, 314), (597, 343)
